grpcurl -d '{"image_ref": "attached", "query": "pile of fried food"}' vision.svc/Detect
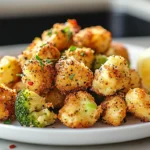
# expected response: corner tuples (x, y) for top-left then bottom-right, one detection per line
(0, 19), (149, 128)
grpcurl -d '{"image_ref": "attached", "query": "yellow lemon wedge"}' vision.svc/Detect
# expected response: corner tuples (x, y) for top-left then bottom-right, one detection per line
(137, 48), (150, 92)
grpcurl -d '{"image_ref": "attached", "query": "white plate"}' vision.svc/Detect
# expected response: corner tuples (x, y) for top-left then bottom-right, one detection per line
(0, 43), (148, 146)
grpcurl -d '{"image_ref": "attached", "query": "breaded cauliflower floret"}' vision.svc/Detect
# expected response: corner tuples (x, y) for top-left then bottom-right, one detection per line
(18, 50), (33, 68)
(55, 57), (93, 94)
(123, 69), (141, 93)
(0, 56), (22, 87)
(126, 88), (150, 122)
(58, 91), (102, 128)
(92, 55), (130, 96)
(73, 26), (111, 54)
(0, 84), (16, 120)
(33, 42), (60, 61)
(45, 87), (65, 108)
(27, 37), (42, 51)
(101, 95), (127, 126)
(13, 81), (25, 93)
(18, 37), (42, 68)
(129, 69), (141, 89)
(42, 19), (80, 51)
(105, 42), (130, 63)
(65, 46), (95, 68)
(22, 58), (55, 96)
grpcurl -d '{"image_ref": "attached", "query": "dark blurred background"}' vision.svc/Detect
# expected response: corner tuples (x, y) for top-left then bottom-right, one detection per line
(0, 0), (150, 46)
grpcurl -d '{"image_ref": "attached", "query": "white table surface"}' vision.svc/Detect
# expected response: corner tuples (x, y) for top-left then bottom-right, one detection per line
(0, 36), (150, 150)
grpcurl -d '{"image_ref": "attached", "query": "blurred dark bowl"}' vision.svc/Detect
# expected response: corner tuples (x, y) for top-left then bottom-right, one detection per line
(0, 11), (150, 46)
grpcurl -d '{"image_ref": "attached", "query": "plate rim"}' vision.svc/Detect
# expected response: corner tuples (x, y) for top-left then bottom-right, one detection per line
(0, 43), (148, 145)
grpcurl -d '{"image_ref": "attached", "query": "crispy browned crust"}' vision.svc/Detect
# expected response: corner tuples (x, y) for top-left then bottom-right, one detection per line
(65, 47), (95, 69)
(130, 69), (141, 88)
(18, 38), (42, 68)
(0, 84), (17, 120)
(13, 81), (25, 93)
(73, 26), (112, 54)
(0, 56), (22, 87)
(42, 19), (80, 51)
(35, 43), (60, 60)
(101, 95), (127, 126)
(91, 55), (130, 96)
(106, 42), (130, 62)
(45, 87), (65, 108)
(22, 58), (56, 96)
(126, 88), (150, 122)
(58, 91), (102, 128)
(55, 57), (93, 94)
(27, 37), (42, 50)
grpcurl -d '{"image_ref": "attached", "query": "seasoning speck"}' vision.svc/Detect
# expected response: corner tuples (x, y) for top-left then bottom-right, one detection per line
(61, 27), (72, 41)
(28, 82), (33, 86)
(16, 74), (23, 77)
(80, 52), (85, 56)
(9, 144), (16, 149)
(69, 46), (76, 52)
(47, 29), (52, 36)
(40, 43), (47, 48)
(69, 74), (75, 80)
(4, 119), (11, 124)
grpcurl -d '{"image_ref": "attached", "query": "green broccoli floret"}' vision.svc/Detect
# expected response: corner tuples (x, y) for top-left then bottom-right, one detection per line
(93, 54), (107, 70)
(15, 89), (57, 127)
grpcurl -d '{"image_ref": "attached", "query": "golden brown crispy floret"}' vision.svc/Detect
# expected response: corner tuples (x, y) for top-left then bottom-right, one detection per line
(55, 57), (93, 94)
(18, 50), (33, 69)
(13, 81), (25, 93)
(58, 91), (102, 128)
(18, 37), (42, 68)
(101, 95), (127, 126)
(73, 26), (111, 54)
(19, 42), (60, 69)
(0, 84), (17, 120)
(45, 87), (65, 108)
(0, 56), (22, 87)
(129, 69), (141, 89)
(123, 69), (141, 93)
(65, 46), (95, 69)
(34, 42), (60, 60)
(125, 88), (150, 122)
(22, 58), (55, 96)
(42, 19), (80, 51)
(92, 55), (130, 96)
(27, 37), (42, 51)
(105, 42), (130, 63)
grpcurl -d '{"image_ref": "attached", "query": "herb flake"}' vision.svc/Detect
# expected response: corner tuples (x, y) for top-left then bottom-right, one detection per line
(80, 52), (85, 56)
(69, 74), (75, 80)
(62, 27), (70, 33)
(67, 31), (72, 41)
(40, 43), (47, 48)
(47, 29), (52, 36)
(35, 55), (44, 69)
(46, 59), (57, 64)
(16, 74), (24, 77)
(54, 31), (58, 34)
(87, 103), (97, 109)
(69, 46), (76, 52)
(62, 27), (72, 41)
(4, 119), (11, 124)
